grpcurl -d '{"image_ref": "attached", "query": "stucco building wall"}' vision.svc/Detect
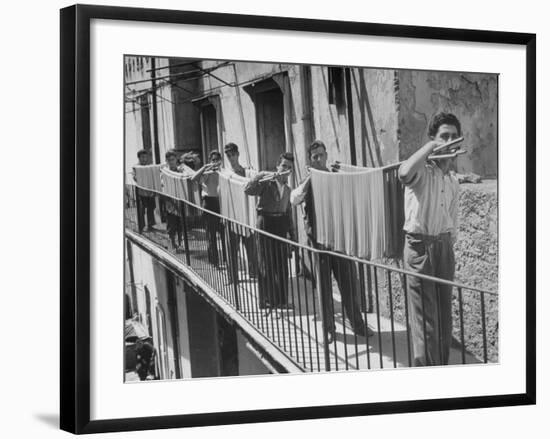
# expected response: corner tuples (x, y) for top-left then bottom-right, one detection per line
(397, 70), (498, 177)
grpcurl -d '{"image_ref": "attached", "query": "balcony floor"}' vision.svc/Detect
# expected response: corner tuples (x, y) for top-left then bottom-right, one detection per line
(133, 221), (478, 373)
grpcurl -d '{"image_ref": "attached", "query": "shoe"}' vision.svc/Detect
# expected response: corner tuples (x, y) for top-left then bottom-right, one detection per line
(276, 303), (293, 310)
(354, 326), (375, 338)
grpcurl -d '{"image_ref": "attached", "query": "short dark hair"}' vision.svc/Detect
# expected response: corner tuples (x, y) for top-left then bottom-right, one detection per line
(165, 149), (177, 160)
(209, 150), (222, 161)
(308, 140), (327, 158)
(224, 142), (239, 153)
(428, 112), (462, 138)
(277, 152), (294, 165)
(137, 149), (149, 159)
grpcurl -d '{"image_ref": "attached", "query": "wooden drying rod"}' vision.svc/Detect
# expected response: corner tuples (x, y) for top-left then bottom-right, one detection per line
(429, 149), (467, 160)
(432, 137), (465, 153)
(259, 170), (292, 182)
(203, 138), (466, 177)
(203, 165), (221, 175)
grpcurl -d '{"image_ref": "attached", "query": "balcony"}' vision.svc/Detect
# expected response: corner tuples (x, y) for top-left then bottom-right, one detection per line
(124, 184), (498, 374)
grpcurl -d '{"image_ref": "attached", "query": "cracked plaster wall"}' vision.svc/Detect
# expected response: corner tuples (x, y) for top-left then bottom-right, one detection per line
(397, 70), (498, 178)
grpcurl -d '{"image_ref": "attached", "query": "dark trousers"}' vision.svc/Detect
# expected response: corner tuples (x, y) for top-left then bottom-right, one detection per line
(226, 228), (258, 283)
(403, 232), (455, 366)
(137, 193), (156, 231)
(202, 196), (223, 266)
(316, 245), (365, 335)
(257, 214), (290, 308)
(166, 212), (182, 247)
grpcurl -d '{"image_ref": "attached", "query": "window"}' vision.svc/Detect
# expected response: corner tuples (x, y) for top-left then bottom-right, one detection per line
(328, 67), (346, 110)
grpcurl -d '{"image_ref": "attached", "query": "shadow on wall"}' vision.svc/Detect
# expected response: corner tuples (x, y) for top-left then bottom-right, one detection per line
(356, 71), (384, 167)
(397, 70), (498, 178)
(320, 68), (342, 153)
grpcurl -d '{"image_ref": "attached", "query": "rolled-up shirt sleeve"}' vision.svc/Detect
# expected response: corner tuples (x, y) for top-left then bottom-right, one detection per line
(290, 177), (309, 206)
(244, 173), (265, 196)
(399, 163), (428, 189)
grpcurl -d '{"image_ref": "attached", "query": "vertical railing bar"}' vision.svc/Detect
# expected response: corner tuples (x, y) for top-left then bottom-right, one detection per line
(246, 225), (258, 323)
(255, 232), (266, 333)
(355, 262), (366, 370)
(480, 291), (488, 363)
(362, 264), (372, 370)
(336, 257), (349, 371)
(275, 236), (288, 353)
(210, 209), (222, 299)
(196, 205), (207, 284)
(200, 208), (211, 287)
(352, 261), (360, 371)
(330, 262), (339, 372)
(458, 287), (466, 364)
(180, 200), (191, 266)
(296, 248), (312, 372)
(271, 236), (284, 349)
(231, 223), (241, 310)
(420, 278), (429, 366)
(238, 225), (252, 321)
(387, 270), (397, 368)
(402, 271), (413, 367)
(263, 236), (281, 345)
(243, 227), (255, 319)
(220, 219), (230, 302)
(436, 283), (444, 366)
(249, 228), (260, 325)
(216, 220), (227, 302)
(287, 242), (300, 364)
(305, 249), (318, 372)
(296, 248), (307, 370)
(366, 259), (373, 314)
(373, 267), (383, 369)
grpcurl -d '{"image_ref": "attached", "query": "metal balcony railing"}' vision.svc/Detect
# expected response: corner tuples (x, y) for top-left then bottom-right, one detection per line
(125, 183), (498, 372)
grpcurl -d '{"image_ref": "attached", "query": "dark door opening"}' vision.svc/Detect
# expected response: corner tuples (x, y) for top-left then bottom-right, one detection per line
(255, 87), (286, 171)
(200, 103), (219, 162)
(139, 94), (153, 156)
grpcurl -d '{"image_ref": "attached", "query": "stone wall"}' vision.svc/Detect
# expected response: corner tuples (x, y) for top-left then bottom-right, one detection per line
(397, 70), (498, 178)
(364, 180), (498, 362)
(454, 181), (498, 290)
(453, 180), (498, 362)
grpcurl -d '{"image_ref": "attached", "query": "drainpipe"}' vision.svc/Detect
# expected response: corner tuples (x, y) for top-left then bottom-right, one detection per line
(150, 58), (161, 164)
(126, 240), (138, 316)
(344, 68), (357, 166)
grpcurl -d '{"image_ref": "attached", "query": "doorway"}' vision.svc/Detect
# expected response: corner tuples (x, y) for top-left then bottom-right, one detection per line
(255, 86), (286, 171)
(199, 102), (219, 161)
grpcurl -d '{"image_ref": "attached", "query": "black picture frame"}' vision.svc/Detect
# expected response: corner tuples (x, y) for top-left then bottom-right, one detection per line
(60, 4), (536, 434)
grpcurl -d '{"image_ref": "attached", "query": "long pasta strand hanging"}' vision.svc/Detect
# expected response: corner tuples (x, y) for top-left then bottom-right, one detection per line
(133, 164), (163, 192)
(218, 171), (257, 229)
(310, 165), (391, 260)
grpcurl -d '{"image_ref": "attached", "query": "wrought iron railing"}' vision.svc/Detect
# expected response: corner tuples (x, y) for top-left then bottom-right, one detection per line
(125, 183), (498, 372)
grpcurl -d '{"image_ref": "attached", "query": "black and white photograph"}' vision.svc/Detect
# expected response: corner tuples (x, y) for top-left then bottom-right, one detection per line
(124, 56), (499, 381)
(0, 0), (544, 436)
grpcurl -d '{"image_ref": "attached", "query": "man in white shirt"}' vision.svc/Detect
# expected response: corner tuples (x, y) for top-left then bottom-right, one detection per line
(223, 142), (258, 282)
(398, 112), (461, 366)
(291, 140), (370, 343)
(133, 149), (156, 232)
(191, 150), (223, 266)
